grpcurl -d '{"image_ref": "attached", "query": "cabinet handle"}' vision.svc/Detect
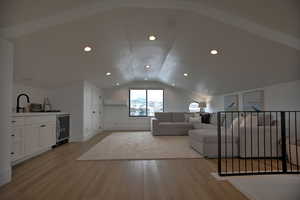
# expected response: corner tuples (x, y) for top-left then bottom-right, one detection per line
(11, 152), (14, 155)
(40, 125), (46, 127)
(11, 120), (16, 123)
(11, 134), (15, 137)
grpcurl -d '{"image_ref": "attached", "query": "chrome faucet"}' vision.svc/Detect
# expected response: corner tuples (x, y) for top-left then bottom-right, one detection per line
(16, 93), (30, 113)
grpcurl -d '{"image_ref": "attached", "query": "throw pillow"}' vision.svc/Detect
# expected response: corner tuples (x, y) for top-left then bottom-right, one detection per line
(184, 113), (194, 122)
(189, 117), (202, 129)
(194, 113), (201, 118)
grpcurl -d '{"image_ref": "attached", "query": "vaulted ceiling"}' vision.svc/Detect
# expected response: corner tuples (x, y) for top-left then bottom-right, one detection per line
(1, 0), (299, 97)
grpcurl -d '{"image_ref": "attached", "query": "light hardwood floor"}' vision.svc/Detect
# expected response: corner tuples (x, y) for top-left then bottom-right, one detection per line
(0, 132), (248, 200)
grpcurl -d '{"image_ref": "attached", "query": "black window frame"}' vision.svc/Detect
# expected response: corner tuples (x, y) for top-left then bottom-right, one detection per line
(129, 88), (164, 117)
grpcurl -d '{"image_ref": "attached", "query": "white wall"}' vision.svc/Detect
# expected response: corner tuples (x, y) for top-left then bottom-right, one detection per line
(0, 39), (13, 186)
(50, 81), (84, 142)
(264, 80), (300, 111)
(50, 81), (103, 142)
(12, 83), (51, 112)
(103, 81), (201, 131)
(207, 80), (300, 112)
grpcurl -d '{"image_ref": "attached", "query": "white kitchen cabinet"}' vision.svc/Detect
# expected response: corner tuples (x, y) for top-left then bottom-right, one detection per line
(10, 127), (25, 161)
(24, 125), (40, 156)
(39, 124), (56, 149)
(10, 114), (57, 164)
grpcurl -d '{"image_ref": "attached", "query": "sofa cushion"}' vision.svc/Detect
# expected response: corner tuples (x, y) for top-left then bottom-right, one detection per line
(155, 112), (172, 122)
(201, 123), (217, 129)
(184, 113), (195, 122)
(172, 112), (185, 122)
(189, 129), (238, 144)
(189, 117), (202, 129)
(256, 114), (273, 126)
(159, 122), (192, 129)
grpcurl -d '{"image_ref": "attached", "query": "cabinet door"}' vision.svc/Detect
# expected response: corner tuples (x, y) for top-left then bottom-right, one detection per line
(24, 125), (40, 155)
(10, 127), (24, 161)
(39, 124), (56, 149)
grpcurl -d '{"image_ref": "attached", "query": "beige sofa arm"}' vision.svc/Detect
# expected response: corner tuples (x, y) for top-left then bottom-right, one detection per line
(151, 118), (160, 135)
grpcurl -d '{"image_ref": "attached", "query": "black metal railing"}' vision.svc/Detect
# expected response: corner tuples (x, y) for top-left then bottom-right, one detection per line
(218, 111), (300, 176)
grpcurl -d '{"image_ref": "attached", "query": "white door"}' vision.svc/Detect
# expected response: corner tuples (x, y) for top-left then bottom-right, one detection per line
(98, 94), (103, 130)
(85, 85), (93, 136)
(24, 125), (40, 155)
(87, 85), (100, 135)
(94, 87), (102, 131)
(10, 127), (24, 161)
(39, 124), (56, 149)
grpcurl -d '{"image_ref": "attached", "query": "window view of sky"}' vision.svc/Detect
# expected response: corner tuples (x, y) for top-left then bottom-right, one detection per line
(147, 90), (163, 116)
(130, 90), (147, 116)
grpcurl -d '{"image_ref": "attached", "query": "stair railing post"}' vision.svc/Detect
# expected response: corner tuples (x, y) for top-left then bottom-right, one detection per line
(218, 112), (222, 176)
(280, 112), (287, 173)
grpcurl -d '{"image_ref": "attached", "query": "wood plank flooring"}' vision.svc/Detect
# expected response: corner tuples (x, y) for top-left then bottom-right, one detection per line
(0, 132), (248, 200)
(210, 158), (299, 175)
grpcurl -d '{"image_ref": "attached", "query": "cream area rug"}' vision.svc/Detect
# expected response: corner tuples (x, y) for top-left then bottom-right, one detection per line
(78, 132), (202, 160)
(227, 175), (300, 200)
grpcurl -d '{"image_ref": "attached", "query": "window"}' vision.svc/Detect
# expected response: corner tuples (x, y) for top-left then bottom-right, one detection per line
(129, 89), (147, 116)
(147, 90), (164, 116)
(189, 102), (200, 113)
(129, 89), (164, 117)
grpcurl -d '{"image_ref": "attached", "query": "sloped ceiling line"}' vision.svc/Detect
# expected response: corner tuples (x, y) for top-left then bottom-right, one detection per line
(121, 23), (137, 80)
(1, 0), (299, 50)
(157, 13), (179, 78)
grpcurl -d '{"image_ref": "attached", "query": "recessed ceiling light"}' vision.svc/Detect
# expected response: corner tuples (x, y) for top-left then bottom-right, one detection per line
(148, 35), (157, 41)
(183, 73), (189, 77)
(84, 46), (92, 52)
(145, 65), (151, 69)
(116, 82), (120, 86)
(210, 49), (218, 55)
(106, 72), (111, 76)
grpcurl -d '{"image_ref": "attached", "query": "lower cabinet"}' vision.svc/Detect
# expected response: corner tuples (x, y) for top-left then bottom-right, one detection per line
(10, 127), (25, 161)
(39, 124), (56, 149)
(24, 125), (40, 156)
(10, 115), (57, 163)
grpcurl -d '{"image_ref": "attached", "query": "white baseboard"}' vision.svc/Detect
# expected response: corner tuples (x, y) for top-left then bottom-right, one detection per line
(70, 136), (84, 142)
(0, 167), (11, 187)
(83, 130), (102, 141)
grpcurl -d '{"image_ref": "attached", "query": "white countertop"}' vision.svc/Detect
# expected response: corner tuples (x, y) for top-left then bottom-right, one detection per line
(12, 112), (70, 117)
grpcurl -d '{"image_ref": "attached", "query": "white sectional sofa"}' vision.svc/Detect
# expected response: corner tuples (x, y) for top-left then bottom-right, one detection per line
(189, 122), (239, 158)
(189, 113), (283, 158)
(151, 112), (193, 136)
(238, 114), (282, 158)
